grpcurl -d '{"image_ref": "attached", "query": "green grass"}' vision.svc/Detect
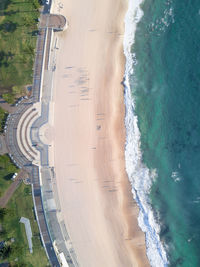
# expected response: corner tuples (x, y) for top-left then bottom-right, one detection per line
(0, 154), (18, 198)
(0, 0), (41, 99)
(0, 183), (49, 266)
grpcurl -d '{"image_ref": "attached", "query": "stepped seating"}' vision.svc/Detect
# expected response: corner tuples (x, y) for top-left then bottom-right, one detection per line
(17, 106), (40, 164)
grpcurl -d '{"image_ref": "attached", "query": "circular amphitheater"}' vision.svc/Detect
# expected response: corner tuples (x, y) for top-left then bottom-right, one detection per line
(16, 104), (41, 166)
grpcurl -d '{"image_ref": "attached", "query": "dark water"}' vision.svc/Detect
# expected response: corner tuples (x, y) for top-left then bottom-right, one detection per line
(131, 0), (200, 266)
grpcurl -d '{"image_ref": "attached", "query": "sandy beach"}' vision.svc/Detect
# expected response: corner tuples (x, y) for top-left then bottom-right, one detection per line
(52, 0), (149, 266)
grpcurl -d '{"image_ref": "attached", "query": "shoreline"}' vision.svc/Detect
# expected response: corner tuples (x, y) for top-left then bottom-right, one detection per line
(52, 0), (149, 266)
(123, 1), (169, 266)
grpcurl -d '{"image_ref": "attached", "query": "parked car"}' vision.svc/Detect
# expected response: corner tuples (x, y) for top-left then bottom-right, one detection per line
(11, 173), (18, 181)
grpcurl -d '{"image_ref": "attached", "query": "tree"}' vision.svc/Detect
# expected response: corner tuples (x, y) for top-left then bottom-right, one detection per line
(0, 229), (7, 238)
(2, 93), (15, 104)
(0, 244), (11, 259)
(0, 21), (17, 33)
(0, 208), (7, 220)
(33, 0), (40, 10)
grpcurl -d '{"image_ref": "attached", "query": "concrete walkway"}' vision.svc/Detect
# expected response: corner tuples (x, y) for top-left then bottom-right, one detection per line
(20, 217), (33, 254)
(0, 97), (16, 113)
(0, 135), (8, 155)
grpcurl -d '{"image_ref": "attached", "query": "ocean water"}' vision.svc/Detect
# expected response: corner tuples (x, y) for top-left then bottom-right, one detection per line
(124, 0), (200, 266)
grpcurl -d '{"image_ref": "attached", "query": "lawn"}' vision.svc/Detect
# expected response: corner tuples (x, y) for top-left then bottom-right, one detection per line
(0, 183), (49, 266)
(0, 0), (41, 101)
(0, 154), (18, 198)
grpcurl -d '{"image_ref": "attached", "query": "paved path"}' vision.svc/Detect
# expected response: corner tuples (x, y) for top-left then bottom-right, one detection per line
(0, 135), (8, 155)
(0, 97), (16, 113)
(0, 170), (28, 208)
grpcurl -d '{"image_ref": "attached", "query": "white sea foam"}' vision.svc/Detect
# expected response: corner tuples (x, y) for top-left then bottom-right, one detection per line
(123, 1), (168, 266)
(149, 3), (174, 36)
(171, 171), (181, 182)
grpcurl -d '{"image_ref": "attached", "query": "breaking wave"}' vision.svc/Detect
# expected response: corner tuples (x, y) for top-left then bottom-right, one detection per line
(123, 1), (168, 266)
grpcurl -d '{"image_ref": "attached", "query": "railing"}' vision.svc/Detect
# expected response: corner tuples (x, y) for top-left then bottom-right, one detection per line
(32, 28), (47, 102)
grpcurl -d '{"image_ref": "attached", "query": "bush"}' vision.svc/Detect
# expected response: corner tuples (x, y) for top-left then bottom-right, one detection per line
(2, 93), (15, 104)
(0, 244), (11, 259)
(33, 0), (40, 10)
(0, 208), (7, 220)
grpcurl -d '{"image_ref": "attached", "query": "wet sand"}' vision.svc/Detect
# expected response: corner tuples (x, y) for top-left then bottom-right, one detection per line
(52, 0), (149, 266)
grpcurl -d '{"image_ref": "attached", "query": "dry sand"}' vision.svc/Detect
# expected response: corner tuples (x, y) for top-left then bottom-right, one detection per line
(53, 0), (150, 266)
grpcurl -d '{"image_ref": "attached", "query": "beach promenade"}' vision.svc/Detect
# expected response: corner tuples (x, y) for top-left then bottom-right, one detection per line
(4, 2), (75, 267)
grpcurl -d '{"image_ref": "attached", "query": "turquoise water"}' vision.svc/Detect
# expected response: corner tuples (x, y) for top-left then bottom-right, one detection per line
(127, 0), (200, 266)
